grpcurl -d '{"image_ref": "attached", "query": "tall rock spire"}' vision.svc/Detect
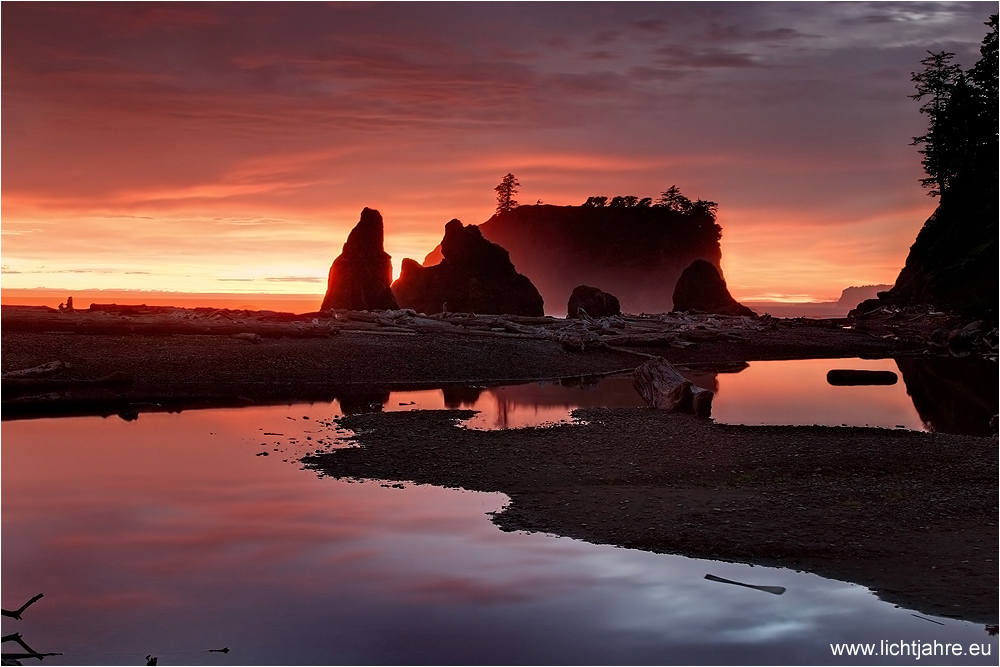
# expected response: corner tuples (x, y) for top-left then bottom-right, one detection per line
(320, 208), (398, 311)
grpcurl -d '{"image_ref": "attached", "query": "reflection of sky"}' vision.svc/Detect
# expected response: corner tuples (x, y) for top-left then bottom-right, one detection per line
(3, 409), (994, 665)
(387, 358), (926, 431)
(707, 357), (926, 430)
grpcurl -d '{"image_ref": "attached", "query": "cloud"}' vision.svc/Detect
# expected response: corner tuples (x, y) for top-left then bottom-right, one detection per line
(1, 2), (993, 302)
(264, 276), (324, 284)
(652, 45), (761, 69)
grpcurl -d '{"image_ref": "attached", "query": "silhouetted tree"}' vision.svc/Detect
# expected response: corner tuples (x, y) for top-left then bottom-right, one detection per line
(582, 196), (608, 207)
(910, 51), (962, 196)
(691, 199), (719, 220)
(637, 197), (653, 207)
(494, 173), (520, 214)
(655, 185), (693, 212)
(910, 15), (998, 198)
(609, 195), (642, 208)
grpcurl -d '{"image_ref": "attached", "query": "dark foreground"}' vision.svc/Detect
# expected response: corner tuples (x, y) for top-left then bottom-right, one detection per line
(2, 303), (923, 418)
(3, 304), (997, 626)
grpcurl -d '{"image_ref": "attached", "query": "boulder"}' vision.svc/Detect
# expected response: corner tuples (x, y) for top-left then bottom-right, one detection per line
(671, 259), (755, 317)
(392, 219), (544, 316)
(567, 285), (621, 319)
(320, 208), (398, 311)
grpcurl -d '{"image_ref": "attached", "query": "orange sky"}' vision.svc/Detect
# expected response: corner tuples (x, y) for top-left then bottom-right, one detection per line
(2, 2), (992, 305)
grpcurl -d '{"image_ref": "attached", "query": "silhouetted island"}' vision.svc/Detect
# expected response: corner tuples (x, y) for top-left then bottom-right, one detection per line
(392, 219), (544, 316)
(422, 194), (724, 313)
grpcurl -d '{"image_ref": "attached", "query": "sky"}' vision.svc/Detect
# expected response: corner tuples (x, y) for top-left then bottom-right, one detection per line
(2, 1), (995, 304)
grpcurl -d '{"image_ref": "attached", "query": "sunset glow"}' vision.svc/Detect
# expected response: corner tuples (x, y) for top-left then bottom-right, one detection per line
(2, 2), (993, 307)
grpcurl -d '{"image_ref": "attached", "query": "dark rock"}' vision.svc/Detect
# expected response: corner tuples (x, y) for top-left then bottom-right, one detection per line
(567, 285), (621, 319)
(671, 259), (756, 317)
(836, 284), (892, 309)
(320, 208), (398, 311)
(421, 202), (724, 314)
(392, 219), (544, 316)
(850, 195), (997, 324)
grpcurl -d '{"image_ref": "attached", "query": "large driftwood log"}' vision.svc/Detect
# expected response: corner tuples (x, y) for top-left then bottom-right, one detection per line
(633, 357), (714, 417)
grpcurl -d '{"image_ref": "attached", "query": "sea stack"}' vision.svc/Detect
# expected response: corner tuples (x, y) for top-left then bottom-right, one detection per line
(567, 285), (621, 319)
(320, 208), (398, 311)
(672, 259), (755, 317)
(392, 219), (544, 316)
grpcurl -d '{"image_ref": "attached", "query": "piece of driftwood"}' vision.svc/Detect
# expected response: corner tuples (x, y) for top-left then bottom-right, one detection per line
(704, 574), (786, 595)
(2, 361), (70, 379)
(2, 372), (131, 391)
(826, 369), (898, 386)
(1, 593), (44, 620)
(633, 357), (714, 417)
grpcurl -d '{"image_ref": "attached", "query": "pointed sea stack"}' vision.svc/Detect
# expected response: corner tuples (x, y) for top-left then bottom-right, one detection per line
(320, 208), (398, 311)
(392, 219), (544, 316)
(672, 259), (755, 317)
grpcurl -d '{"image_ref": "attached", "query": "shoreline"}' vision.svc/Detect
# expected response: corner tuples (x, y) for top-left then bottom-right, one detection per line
(1, 303), (929, 419)
(304, 408), (998, 625)
(3, 303), (996, 626)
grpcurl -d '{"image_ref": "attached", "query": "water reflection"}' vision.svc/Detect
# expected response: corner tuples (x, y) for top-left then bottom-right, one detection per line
(894, 356), (997, 435)
(377, 357), (986, 434)
(2, 410), (994, 665)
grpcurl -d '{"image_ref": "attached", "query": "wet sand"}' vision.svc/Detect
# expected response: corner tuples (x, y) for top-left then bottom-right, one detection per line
(305, 408), (998, 624)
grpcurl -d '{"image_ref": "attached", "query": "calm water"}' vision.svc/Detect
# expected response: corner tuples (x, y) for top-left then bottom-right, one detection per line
(374, 356), (994, 434)
(3, 358), (996, 665)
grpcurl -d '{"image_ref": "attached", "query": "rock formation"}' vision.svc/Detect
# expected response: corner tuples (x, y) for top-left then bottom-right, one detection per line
(392, 219), (544, 316)
(320, 208), (398, 311)
(837, 284), (892, 309)
(671, 259), (755, 317)
(850, 196), (997, 323)
(567, 285), (621, 319)
(852, 20), (997, 325)
(421, 201), (725, 313)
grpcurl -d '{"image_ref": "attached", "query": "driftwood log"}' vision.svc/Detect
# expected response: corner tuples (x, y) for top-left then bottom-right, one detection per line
(2, 361), (70, 379)
(826, 369), (898, 386)
(633, 357), (714, 417)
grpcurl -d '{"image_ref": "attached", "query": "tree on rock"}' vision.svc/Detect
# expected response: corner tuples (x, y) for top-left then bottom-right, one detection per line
(656, 185), (692, 212)
(494, 173), (520, 214)
(910, 15), (998, 199)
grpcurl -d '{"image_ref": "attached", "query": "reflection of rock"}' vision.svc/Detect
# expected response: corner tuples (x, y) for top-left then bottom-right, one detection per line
(567, 285), (621, 319)
(392, 219), (544, 316)
(895, 356), (997, 436)
(321, 208), (398, 312)
(672, 260), (755, 317)
(441, 385), (484, 409)
(675, 361), (748, 394)
(337, 391), (389, 414)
